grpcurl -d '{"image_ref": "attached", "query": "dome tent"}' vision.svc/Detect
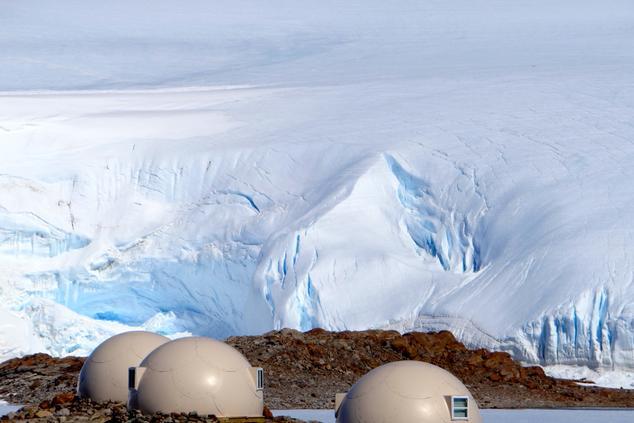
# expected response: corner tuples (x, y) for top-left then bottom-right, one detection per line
(128, 336), (264, 417)
(77, 331), (169, 403)
(335, 361), (482, 423)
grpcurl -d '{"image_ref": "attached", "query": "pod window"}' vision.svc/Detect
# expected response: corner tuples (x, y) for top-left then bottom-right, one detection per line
(451, 396), (469, 420)
(256, 368), (264, 390)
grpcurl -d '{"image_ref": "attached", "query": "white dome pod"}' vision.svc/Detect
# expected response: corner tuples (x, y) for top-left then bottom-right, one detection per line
(128, 336), (264, 417)
(335, 361), (482, 423)
(77, 331), (169, 403)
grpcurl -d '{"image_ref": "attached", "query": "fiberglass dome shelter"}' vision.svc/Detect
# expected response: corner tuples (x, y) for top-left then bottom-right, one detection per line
(128, 336), (264, 417)
(335, 361), (482, 423)
(77, 331), (170, 403)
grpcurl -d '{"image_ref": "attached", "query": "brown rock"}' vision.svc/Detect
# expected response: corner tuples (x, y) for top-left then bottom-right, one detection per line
(263, 405), (274, 418)
(35, 410), (53, 418)
(389, 337), (417, 359)
(52, 391), (76, 406)
(483, 352), (512, 369)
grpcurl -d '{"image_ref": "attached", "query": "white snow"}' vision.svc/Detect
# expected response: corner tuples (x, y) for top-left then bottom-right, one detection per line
(1, 0), (634, 385)
(544, 365), (634, 390)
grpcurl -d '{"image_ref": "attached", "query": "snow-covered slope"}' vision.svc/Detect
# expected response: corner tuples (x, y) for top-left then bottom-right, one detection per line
(2, 0), (634, 384)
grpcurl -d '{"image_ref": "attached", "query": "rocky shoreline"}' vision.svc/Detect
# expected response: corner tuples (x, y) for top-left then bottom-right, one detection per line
(1, 329), (634, 422)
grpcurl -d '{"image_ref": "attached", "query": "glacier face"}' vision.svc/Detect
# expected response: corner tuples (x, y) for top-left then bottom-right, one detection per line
(1, 0), (634, 383)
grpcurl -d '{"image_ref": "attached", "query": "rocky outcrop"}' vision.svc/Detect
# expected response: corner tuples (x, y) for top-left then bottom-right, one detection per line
(226, 328), (634, 409)
(0, 353), (83, 406)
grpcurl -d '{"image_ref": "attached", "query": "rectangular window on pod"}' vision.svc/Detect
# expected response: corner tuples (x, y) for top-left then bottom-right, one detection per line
(256, 368), (264, 390)
(451, 396), (469, 420)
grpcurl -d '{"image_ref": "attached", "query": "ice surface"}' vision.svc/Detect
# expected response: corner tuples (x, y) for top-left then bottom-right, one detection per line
(0, 401), (20, 417)
(480, 409), (634, 423)
(273, 410), (334, 423)
(273, 409), (634, 423)
(1, 0), (634, 383)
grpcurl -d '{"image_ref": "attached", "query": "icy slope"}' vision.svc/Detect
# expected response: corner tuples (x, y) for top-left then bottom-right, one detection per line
(1, 0), (634, 383)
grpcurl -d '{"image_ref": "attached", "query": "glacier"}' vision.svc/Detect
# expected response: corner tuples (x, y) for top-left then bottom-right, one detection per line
(1, 0), (634, 386)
